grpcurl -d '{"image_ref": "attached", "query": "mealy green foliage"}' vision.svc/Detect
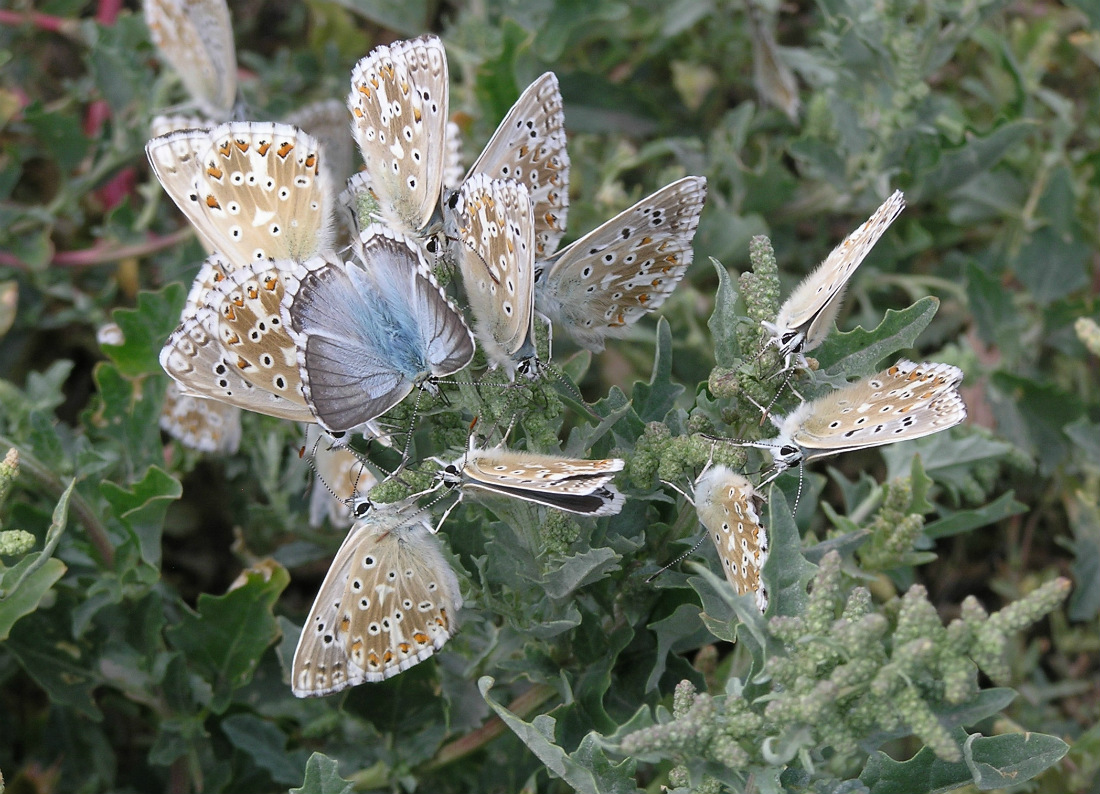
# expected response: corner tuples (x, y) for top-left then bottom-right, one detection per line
(1, 0), (1098, 792)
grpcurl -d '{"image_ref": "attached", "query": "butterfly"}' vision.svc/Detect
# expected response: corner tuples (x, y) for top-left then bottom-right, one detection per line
(728, 359), (967, 480)
(143, 0), (238, 120)
(446, 174), (536, 378)
(159, 380), (243, 453)
(346, 35), (449, 240)
(146, 121), (335, 268)
(437, 443), (626, 516)
(457, 71), (570, 259)
(304, 425), (379, 529)
(762, 190), (905, 371)
(282, 223), (475, 434)
(533, 175), (707, 352)
(291, 496), (462, 696)
(694, 465), (769, 613)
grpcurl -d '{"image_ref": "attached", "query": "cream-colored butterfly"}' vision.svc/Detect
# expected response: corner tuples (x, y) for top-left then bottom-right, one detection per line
(291, 496), (462, 696)
(694, 465), (769, 613)
(345, 35), (449, 240)
(446, 174), (537, 378)
(533, 176), (707, 352)
(437, 442), (625, 516)
(762, 190), (905, 370)
(144, 0), (238, 119)
(146, 122), (335, 268)
(729, 359), (967, 481)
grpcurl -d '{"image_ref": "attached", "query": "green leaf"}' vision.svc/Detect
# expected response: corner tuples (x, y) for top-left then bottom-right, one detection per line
(861, 728), (1067, 793)
(101, 465), (182, 568)
(708, 258), (743, 368)
(924, 492), (1027, 540)
(814, 297), (940, 378)
(763, 487), (816, 617)
(165, 565), (289, 713)
(5, 608), (102, 720)
(914, 120), (1036, 201)
(291, 753), (353, 794)
(101, 285), (187, 377)
(543, 547), (622, 599)
(480, 677), (640, 794)
(631, 318), (684, 422)
(1065, 492), (1100, 621)
(324, 0), (430, 36)
(645, 602), (712, 691)
(221, 713), (311, 786)
(0, 556), (66, 640)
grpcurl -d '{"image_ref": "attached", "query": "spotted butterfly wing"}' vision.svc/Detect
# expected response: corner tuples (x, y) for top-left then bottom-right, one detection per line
(346, 35), (449, 238)
(534, 176), (707, 352)
(763, 190), (905, 369)
(445, 446), (625, 516)
(144, 0), (237, 119)
(461, 72), (570, 258)
(292, 498), (462, 696)
(694, 465), (769, 613)
(448, 174), (536, 377)
(146, 122), (335, 268)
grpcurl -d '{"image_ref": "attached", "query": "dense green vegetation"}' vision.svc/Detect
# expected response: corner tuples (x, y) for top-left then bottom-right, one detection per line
(1, 0), (1097, 792)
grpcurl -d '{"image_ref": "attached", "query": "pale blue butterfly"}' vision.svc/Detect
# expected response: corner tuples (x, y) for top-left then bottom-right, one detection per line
(281, 223), (475, 434)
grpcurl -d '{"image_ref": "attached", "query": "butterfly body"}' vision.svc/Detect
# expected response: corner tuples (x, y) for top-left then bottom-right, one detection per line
(534, 176), (707, 352)
(763, 190), (905, 370)
(694, 466), (769, 613)
(292, 498), (462, 696)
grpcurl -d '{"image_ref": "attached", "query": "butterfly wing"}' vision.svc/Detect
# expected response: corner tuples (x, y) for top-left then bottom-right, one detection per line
(159, 380), (242, 453)
(283, 226), (473, 433)
(146, 122), (335, 267)
(772, 190), (905, 356)
(449, 175), (535, 374)
(461, 449), (625, 515)
(306, 425), (378, 528)
(791, 359), (966, 459)
(143, 0), (237, 119)
(150, 114), (211, 138)
(695, 466), (769, 613)
(160, 314), (316, 421)
(463, 72), (570, 258)
(292, 502), (462, 696)
(534, 176), (707, 352)
(207, 260), (308, 407)
(179, 254), (233, 322)
(347, 35), (448, 236)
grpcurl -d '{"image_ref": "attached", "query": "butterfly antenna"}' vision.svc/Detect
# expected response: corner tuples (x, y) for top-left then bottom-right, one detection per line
(757, 367), (796, 425)
(647, 533), (708, 584)
(792, 460), (805, 514)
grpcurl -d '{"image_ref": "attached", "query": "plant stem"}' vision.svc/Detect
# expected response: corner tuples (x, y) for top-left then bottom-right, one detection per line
(0, 436), (114, 568)
(423, 683), (557, 771)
